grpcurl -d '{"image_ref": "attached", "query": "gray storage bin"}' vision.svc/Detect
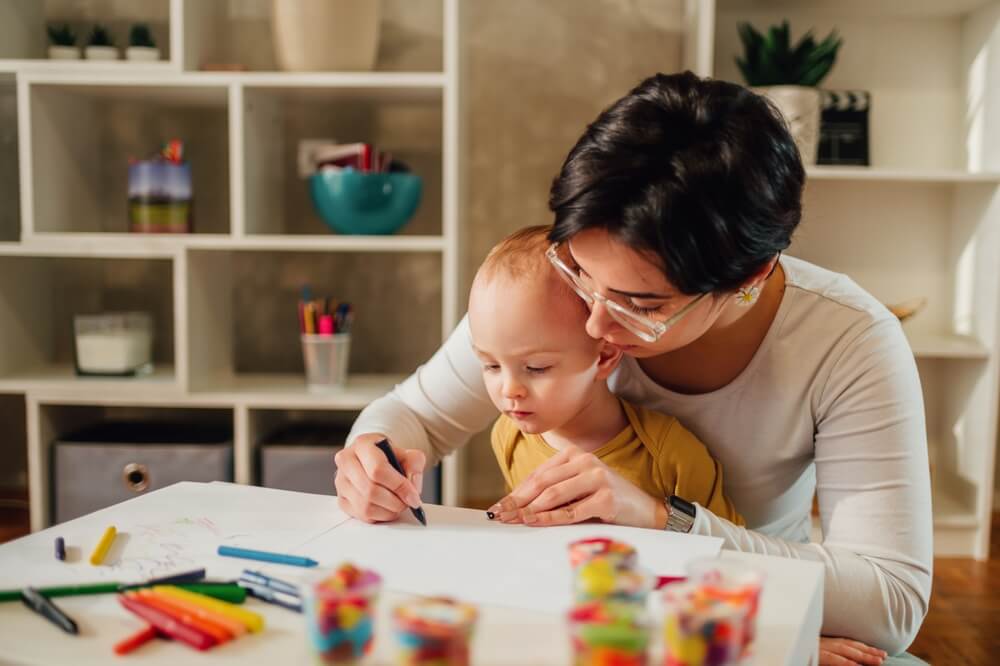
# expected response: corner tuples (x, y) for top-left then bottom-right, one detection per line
(259, 423), (440, 503)
(53, 422), (232, 524)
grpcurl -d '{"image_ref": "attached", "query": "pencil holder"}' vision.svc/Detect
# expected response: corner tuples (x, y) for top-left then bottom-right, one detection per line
(74, 312), (153, 376)
(658, 580), (748, 666)
(567, 600), (648, 666)
(301, 333), (351, 391)
(684, 559), (764, 657)
(393, 597), (478, 666)
(303, 563), (382, 664)
(128, 159), (192, 233)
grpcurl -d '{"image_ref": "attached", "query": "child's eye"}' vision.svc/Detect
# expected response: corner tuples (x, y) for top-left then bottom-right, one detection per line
(526, 366), (551, 374)
(483, 364), (500, 372)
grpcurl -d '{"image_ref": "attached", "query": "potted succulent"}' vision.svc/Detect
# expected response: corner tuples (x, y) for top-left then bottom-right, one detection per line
(126, 23), (160, 62)
(85, 24), (119, 60)
(47, 24), (80, 60)
(736, 20), (842, 165)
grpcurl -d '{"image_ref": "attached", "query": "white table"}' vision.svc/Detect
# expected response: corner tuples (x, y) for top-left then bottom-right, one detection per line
(0, 483), (822, 665)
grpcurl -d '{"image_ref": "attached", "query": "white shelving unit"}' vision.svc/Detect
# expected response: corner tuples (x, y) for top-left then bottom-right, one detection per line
(0, 0), (462, 531)
(686, 0), (1000, 559)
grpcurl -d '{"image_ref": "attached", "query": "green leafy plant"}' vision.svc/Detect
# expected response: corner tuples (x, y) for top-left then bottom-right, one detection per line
(736, 20), (842, 87)
(47, 24), (76, 47)
(87, 24), (114, 47)
(129, 23), (156, 48)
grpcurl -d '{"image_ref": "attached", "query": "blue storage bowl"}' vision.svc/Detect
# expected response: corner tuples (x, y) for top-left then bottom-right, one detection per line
(309, 170), (423, 235)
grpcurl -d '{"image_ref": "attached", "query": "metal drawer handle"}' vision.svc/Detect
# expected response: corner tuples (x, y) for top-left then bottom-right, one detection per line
(122, 463), (150, 493)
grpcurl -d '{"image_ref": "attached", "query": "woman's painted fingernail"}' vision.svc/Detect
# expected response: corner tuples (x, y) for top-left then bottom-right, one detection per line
(487, 503), (501, 515)
(485, 511), (496, 520)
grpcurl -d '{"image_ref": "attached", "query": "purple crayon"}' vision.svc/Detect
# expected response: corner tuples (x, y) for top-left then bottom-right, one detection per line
(54, 537), (66, 561)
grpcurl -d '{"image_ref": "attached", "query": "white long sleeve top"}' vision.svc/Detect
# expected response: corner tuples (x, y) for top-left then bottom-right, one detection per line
(347, 255), (933, 654)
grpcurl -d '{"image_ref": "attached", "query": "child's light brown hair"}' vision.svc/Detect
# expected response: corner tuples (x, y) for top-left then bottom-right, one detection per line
(477, 225), (564, 289)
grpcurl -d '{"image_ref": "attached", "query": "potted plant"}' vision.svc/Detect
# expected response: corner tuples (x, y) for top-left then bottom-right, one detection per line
(125, 23), (160, 62)
(736, 20), (842, 165)
(47, 24), (80, 60)
(84, 24), (118, 61)
(272, 0), (380, 72)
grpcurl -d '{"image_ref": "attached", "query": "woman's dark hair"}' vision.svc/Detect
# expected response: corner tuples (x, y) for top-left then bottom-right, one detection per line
(548, 71), (805, 294)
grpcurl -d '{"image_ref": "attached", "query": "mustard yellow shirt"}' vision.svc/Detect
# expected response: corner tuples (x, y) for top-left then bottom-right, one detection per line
(491, 400), (744, 525)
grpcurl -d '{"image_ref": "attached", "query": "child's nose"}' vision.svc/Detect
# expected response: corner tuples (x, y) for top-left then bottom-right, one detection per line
(502, 375), (527, 399)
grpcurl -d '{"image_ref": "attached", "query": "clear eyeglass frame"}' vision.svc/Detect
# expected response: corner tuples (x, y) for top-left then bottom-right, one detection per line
(545, 242), (708, 343)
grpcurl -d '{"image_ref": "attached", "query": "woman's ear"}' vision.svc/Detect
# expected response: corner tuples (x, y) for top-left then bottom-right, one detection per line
(595, 341), (624, 379)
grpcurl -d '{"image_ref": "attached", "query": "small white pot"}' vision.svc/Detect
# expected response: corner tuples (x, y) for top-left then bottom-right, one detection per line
(48, 45), (81, 60)
(85, 45), (119, 61)
(753, 85), (822, 165)
(125, 46), (161, 62)
(272, 0), (380, 71)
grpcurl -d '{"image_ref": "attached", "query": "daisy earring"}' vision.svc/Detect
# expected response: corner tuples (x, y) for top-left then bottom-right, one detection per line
(735, 285), (760, 306)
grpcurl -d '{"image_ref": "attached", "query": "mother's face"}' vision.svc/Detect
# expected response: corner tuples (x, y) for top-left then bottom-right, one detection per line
(563, 228), (721, 357)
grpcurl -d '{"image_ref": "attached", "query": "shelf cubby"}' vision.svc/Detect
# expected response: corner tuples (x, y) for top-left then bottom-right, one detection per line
(180, 0), (443, 74)
(186, 249), (443, 401)
(0, 74), (18, 242)
(0, 255), (176, 392)
(24, 78), (230, 236)
(239, 83), (443, 238)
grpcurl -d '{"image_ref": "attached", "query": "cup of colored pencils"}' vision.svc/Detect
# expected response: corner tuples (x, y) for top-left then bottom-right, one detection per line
(302, 563), (381, 664)
(299, 295), (354, 391)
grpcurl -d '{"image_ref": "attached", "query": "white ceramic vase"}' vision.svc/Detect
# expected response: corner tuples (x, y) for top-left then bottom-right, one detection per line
(753, 85), (822, 165)
(272, 0), (380, 72)
(48, 45), (80, 60)
(126, 46), (160, 62)
(85, 45), (119, 61)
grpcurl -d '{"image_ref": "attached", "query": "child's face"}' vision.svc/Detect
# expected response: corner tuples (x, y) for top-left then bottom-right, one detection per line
(469, 275), (611, 435)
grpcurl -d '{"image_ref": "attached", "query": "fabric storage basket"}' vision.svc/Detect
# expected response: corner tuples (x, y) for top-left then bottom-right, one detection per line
(53, 422), (233, 524)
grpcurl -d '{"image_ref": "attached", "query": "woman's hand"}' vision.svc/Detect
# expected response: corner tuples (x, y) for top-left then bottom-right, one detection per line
(488, 445), (666, 529)
(333, 433), (425, 523)
(819, 637), (887, 665)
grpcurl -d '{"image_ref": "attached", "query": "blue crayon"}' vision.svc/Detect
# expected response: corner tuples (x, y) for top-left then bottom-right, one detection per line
(217, 545), (317, 568)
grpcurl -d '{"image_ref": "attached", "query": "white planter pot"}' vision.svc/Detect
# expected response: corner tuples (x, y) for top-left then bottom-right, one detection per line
(272, 0), (380, 72)
(48, 46), (81, 60)
(85, 45), (119, 60)
(126, 46), (161, 62)
(753, 85), (822, 165)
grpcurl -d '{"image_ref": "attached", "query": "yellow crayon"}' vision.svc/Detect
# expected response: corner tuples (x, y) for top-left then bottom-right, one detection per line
(153, 585), (265, 633)
(89, 526), (117, 565)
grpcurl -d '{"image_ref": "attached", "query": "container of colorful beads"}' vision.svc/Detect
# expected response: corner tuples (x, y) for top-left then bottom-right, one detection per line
(568, 599), (649, 666)
(393, 596), (478, 666)
(659, 581), (748, 666)
(570, 537), (650, 607)
(302, 563), (382, 664)
(569, 537), (637, 571)
(685, 559), (763, 657)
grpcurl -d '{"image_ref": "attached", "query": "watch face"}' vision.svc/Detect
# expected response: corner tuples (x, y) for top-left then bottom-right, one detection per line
(669, 495), (696, 518)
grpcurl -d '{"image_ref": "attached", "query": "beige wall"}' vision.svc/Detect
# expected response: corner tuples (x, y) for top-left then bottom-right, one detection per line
(458, 0), (685, 502)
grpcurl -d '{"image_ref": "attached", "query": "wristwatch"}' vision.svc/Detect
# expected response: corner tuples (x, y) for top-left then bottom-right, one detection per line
(663, 495), (696, 533)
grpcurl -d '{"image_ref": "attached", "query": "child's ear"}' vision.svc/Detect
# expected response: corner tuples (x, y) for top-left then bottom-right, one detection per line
(595, 341), (624, 379)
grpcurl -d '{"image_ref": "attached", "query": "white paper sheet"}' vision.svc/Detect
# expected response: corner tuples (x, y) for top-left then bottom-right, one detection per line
(300, 504), (723, 613)
(0, 482), (350, 588)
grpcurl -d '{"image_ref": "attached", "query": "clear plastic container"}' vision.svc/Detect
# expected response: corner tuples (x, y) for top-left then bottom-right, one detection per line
(302, 563), (382, 664)
(301, 333), (351, 391)
(393, 597), (478, 666)
(658, 580), (748, 666)
(684, 559), (764, 658)
(73, 312), (153, 376)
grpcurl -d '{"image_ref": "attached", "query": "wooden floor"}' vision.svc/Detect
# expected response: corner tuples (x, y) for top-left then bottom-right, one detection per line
(0, 495), (996, 663)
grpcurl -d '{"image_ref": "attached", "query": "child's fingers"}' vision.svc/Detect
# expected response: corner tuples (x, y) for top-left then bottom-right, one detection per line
(355, 441), (422, 508)
(336, 476), (403, 523)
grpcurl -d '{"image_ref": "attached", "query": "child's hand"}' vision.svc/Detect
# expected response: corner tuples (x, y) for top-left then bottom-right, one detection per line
(819, 637), (887, 665)
(487, 445), (662, 529)
(334, 434), (425, 523)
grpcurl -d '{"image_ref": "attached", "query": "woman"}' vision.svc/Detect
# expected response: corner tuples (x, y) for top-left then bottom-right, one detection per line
(334, 72), (931, 664)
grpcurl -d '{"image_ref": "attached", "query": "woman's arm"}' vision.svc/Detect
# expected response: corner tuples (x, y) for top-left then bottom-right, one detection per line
(695, 317), (932, 655)
(336, 316), (498, 521)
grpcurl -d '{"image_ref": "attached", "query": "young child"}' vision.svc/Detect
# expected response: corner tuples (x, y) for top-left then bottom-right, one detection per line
(468, 225), (743, 525)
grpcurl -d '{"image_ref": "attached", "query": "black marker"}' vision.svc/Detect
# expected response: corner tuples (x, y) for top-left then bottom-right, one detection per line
(21, 586), (78, 635)
(374, 439), (427, 526)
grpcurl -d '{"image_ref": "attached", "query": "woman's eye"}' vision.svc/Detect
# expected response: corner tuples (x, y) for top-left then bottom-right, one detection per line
(526, 366), (551, 374)
(628, 303), (662, 315)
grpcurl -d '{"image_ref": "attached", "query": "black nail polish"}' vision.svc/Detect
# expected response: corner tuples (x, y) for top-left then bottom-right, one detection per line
(486, 511), (495, 520)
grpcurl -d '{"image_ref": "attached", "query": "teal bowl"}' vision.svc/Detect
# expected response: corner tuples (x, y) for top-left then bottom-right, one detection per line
(309, 170), (423, 235)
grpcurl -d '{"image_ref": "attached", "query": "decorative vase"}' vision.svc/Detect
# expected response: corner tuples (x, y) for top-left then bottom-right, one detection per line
(48, 46), (80, 60)
(272, 0), (380, 72)
(125, 46), (160, 62)
(85, 45), (119, 61)
(753, 85), (821, 165)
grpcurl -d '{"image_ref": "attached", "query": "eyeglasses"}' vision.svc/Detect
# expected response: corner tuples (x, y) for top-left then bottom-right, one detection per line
(545, 242), (708, 343)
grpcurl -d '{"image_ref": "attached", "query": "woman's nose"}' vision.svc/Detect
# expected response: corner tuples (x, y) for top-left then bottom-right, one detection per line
(585, 300), (617, 339)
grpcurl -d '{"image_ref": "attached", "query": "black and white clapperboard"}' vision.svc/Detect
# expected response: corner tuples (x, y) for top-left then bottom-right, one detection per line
(818, 90), (870, 166)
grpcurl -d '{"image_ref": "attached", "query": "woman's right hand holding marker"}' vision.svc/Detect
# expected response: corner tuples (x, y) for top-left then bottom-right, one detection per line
(334, 434), (425, 523)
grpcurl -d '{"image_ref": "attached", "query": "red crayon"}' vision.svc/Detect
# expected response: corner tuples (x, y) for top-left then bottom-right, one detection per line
(113, 625), (158, 655)
(118, 594), (216, 651)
